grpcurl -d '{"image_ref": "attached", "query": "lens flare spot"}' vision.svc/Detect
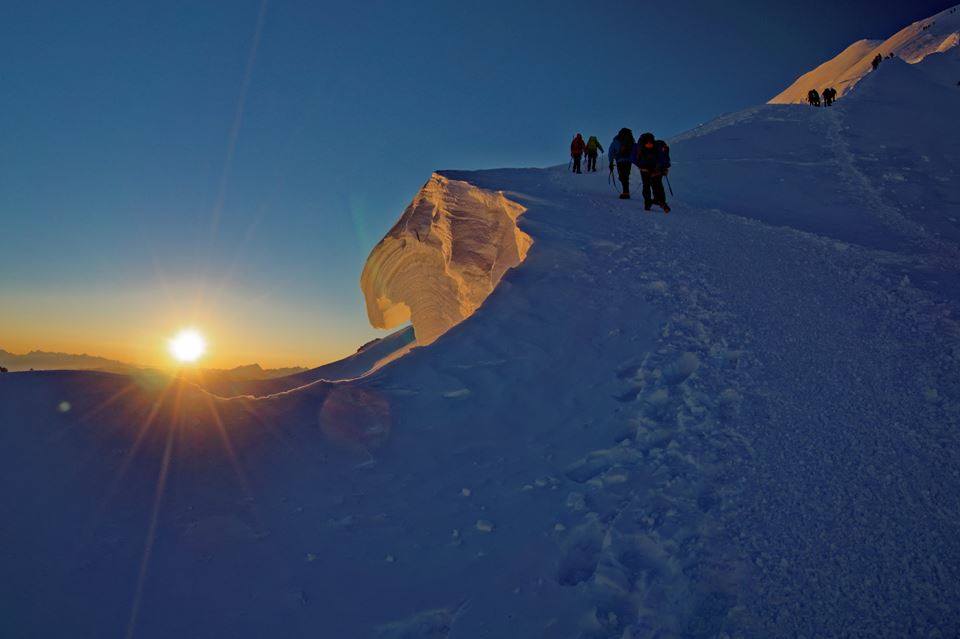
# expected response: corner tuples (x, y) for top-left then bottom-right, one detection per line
(168, 329), (207, 363)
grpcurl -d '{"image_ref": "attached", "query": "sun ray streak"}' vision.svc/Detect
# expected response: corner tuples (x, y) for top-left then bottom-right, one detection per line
(124, 410), (177, 639)
(90, 381), (174, 526)
(208, 0), (268, 239)
(236, 396), (297, 451)
(203, 393), (250, 494)
(80, 382), (136, 423)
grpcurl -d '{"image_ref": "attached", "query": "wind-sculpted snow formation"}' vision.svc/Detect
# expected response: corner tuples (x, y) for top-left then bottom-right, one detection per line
(770, 3), (960, 103)
(360, 173), (531, 345)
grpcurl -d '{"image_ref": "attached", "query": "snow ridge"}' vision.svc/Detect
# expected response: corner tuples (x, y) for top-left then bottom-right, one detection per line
(770, 3), (960, 103)
(360, 173), (531, 346)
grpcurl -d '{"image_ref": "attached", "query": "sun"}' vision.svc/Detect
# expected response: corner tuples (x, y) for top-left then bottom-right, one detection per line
(168, 328), (207, 364)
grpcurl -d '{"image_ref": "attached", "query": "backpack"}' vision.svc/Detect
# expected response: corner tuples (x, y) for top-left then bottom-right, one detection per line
(654, 140), (671, 169)
(617, 129), (634, 160)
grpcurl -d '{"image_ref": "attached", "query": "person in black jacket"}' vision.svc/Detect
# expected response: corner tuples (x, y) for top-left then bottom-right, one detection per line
(608, 128), (635, 199)
(634, 132), (671, 213)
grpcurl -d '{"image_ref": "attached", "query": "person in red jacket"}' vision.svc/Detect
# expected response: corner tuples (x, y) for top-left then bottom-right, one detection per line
(570, 133), (586, 174)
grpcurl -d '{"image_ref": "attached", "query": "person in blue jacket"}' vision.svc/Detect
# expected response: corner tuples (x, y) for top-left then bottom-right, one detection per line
(634, 132), (671, 212)
(608, 128), (635, 199)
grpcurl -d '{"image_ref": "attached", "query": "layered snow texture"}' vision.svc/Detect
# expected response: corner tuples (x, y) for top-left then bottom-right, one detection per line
(360, 173), (531, 345)
(770, 3), (960, 103)
(2, 16), (960, 639)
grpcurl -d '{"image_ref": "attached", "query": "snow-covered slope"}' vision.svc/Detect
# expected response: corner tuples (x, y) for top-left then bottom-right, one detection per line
(360, 173), (531, 346)
(687, 54), (960, 261)
(770, 38), (883, 103)
(2, 30), (960, 639)
(770, 3), (960, 103)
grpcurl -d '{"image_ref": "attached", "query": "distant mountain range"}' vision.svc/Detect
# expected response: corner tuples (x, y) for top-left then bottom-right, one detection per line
(0, 348), (307, 379)
(0, 349), (136, 373)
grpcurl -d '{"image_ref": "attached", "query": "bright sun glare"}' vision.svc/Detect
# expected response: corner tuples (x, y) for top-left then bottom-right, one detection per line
(168, 329), (207, 363)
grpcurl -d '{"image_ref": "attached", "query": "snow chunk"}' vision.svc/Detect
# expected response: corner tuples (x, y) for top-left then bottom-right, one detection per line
(475, 519), (495, 533)
(375, 605), (461, 638)
(564, 447), (642, 483)
(361, 173), (531, 345)
(319, 385), (391, 449)
(663, 352), (700, 385)
(557, 520), (604, 586)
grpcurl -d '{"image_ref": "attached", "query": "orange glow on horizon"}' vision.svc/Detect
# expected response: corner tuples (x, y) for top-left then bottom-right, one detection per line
(0, 282), (385, 371)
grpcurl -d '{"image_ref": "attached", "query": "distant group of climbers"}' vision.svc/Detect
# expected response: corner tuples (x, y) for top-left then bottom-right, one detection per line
(807, 50), (899, 107)
(569, 129), (671, 211)
(569, 133), (604, 173)
(807, 87), (837, 107)
(807, 49), (895, 107)
(870, 51), (897, 70)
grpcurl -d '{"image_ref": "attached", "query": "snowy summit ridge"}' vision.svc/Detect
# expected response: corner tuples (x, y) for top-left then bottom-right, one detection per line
(770, 3), (960, 103)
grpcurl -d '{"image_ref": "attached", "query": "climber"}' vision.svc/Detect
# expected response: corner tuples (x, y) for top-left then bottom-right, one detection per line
(823, 87), (836, 106)
(570, 133), (586, 174)
(872, 53), (883, 71)
(585, 135), (604, 172)
(634, 132), (672, 213)
(807, 89), (821, 107)
(608, 128), (635, 199)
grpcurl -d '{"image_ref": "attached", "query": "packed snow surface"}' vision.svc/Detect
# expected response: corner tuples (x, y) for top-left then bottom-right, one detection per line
(2, 18), (960, 639)
(770, 3), (960, 103)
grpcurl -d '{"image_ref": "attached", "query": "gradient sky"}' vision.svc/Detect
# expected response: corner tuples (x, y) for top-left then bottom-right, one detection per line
(1, 0), (953, 368)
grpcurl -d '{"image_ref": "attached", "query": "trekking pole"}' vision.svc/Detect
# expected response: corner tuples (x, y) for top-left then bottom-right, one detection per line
(568, 158), (573, 172)
(665, 175), (674, 196)
(608, 166), (620, 194)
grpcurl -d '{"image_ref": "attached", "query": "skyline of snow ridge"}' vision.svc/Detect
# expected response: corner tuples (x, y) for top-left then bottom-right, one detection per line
(771, 2), (960, 103)
(5, 1), (956, 371)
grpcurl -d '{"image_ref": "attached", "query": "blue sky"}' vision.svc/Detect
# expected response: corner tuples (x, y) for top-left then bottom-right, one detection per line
(0, 0), (953, 366)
